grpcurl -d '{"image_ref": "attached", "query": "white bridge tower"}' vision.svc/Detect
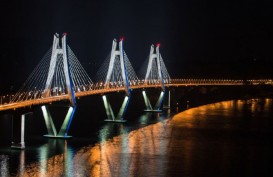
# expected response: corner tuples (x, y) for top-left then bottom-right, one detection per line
(100, 38), (137, 122)
(41, 33), (77, 138)
(142, 44), (171, 112)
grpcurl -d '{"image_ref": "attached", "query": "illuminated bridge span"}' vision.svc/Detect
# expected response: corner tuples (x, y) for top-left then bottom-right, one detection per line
(1, 79), (272, 112)
(0, 33), (272, 146)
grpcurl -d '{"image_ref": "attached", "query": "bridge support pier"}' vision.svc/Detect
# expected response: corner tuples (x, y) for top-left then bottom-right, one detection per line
(41, 105), (76, 138)
(102, 95), (129, 123)
(163, 90), (171, 109)
(142, 90), (165, 112)
(11, 112), (32, 149)
(11, 114), (25, 149)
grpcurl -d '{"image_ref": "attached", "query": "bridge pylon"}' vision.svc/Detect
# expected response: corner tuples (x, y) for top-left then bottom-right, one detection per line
(43, 33), (76, 106)
(99, 38), (136, 122)
(105, 38), (130, 96)
(142, 44), (171, 112)
(41, 33), (77, 138)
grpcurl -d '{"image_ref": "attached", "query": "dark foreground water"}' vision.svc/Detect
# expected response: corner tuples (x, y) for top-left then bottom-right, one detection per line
(1, 98), (273, 177)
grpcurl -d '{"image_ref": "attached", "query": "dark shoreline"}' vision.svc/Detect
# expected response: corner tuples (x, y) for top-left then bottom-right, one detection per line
(171, 84), (273, 112)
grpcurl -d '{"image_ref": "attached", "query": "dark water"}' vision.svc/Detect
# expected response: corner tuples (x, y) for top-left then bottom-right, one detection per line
(0, 98), (273, 177)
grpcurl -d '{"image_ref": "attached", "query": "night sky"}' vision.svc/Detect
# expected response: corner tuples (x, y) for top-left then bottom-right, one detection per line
(1, 0), (273, 93)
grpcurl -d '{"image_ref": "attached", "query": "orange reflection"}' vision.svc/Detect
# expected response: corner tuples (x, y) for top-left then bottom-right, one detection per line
(11, 98), (272, 176)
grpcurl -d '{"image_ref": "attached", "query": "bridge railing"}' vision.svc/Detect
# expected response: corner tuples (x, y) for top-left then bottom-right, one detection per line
(169, 79), (243, 85)
(169, 79), (273, 86)
(0, 94), (14, 105)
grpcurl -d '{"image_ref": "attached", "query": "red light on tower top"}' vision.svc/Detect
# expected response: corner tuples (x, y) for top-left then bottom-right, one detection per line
(63, 32), (68, 36)
(156, 43), (161, 47)
(120, 37), (124, 41)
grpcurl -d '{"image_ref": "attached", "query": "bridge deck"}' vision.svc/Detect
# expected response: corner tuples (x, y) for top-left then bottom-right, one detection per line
(1, 79), (272, 111)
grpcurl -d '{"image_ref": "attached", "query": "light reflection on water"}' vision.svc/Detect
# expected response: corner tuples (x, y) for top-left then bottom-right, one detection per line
(35, 140), (74, 177)
(0, 155), (9, 177)
(0, 99), (272, 176)
(13, 122), (170, 176)
(82, 119), (170, 177)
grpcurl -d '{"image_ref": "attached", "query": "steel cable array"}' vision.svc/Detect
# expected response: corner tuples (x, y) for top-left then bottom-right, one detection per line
(95, 51), (138, 89)
(10, 46), (93, 103)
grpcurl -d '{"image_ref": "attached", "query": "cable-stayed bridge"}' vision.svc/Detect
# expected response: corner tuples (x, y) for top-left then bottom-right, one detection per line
(0, 33), (272, 147)
(1, 34), (271, 112)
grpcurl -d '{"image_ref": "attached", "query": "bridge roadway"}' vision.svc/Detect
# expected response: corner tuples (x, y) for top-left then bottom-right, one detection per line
(0, 79), (272, 111)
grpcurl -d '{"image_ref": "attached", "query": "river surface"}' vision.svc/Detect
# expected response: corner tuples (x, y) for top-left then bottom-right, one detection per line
(0, 98), (273, 177)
